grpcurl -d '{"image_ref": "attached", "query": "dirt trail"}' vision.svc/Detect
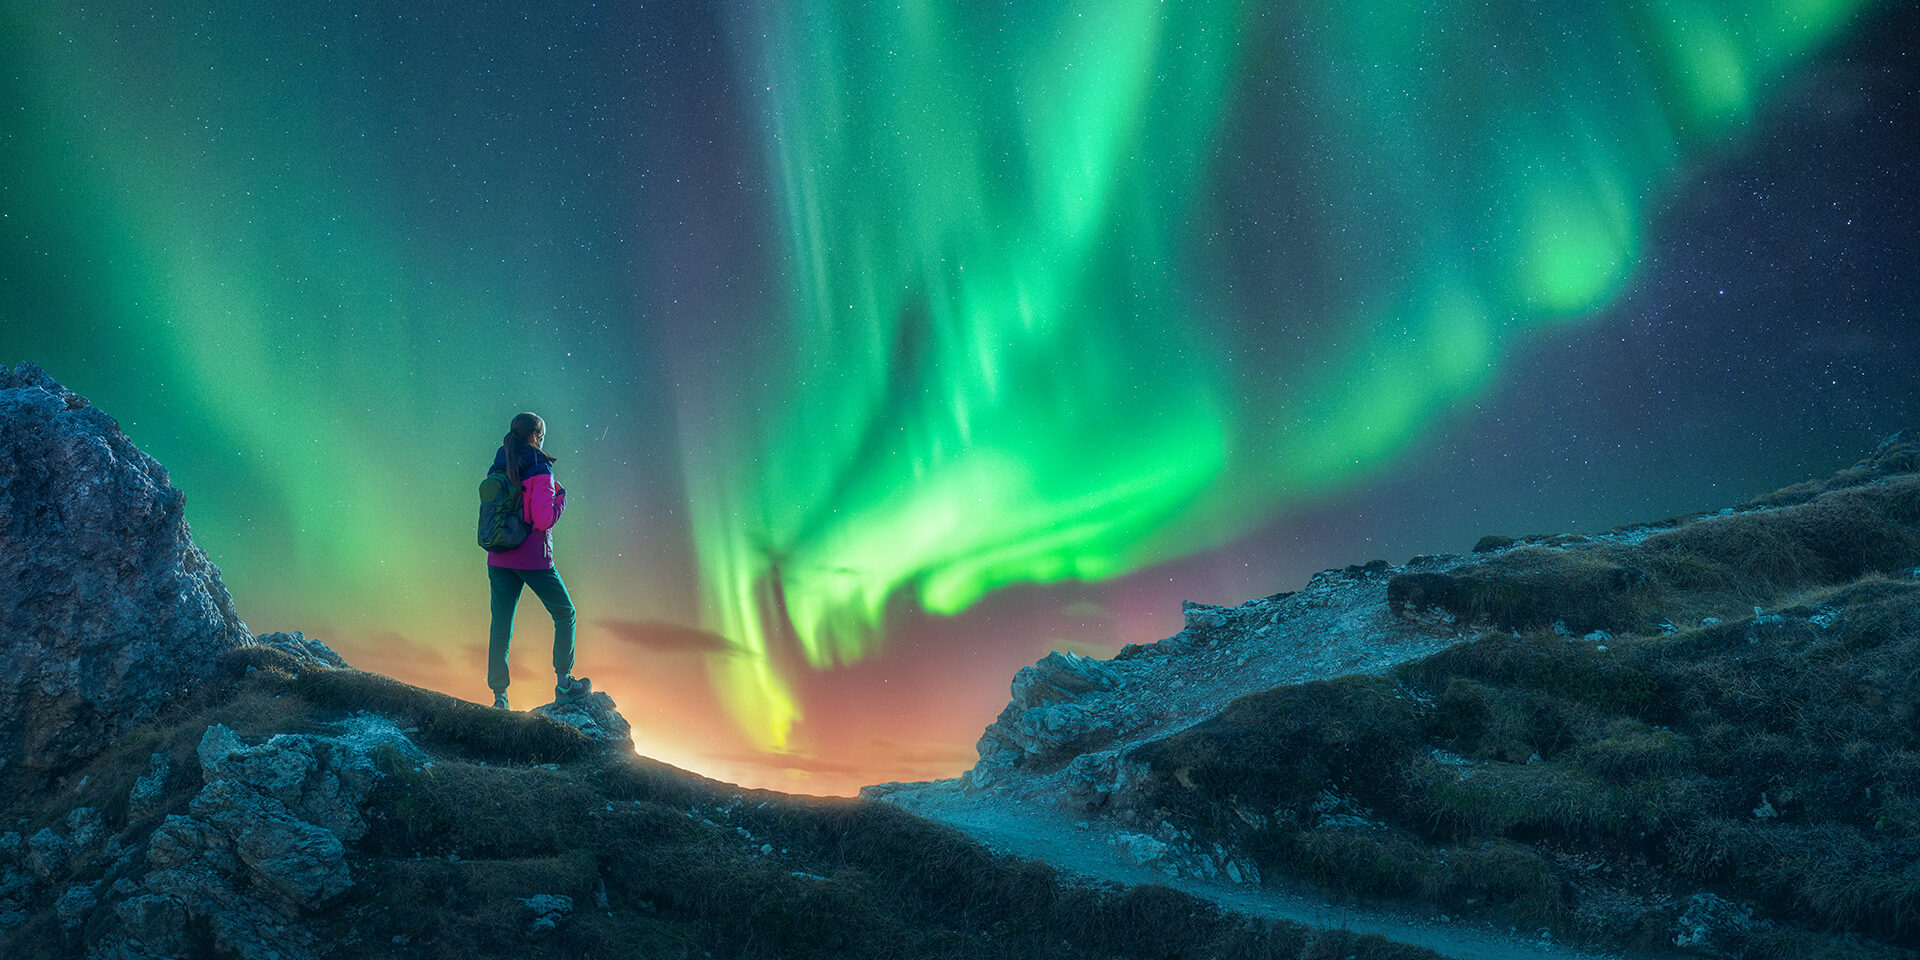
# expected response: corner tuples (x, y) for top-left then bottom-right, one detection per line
(880, 779), (1633, 960)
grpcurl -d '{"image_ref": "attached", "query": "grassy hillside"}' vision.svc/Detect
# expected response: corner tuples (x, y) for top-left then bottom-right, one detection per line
(1122, 444), (1920, 958)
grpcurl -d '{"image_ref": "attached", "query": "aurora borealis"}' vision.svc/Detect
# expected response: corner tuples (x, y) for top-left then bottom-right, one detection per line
(4, 2), (1916, 794)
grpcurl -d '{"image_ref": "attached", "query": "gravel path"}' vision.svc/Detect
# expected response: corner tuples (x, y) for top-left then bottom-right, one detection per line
(880, 777), (1630, 960)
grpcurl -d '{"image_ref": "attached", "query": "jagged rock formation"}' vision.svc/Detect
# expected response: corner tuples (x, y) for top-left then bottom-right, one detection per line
(0, 363), (252, 778)
(250, 632), (351, 672)
(0, 713), (428, 958)
(87, 717), (425, 960)
(958, 570), (1450, 801)
(969, 650), (1130, 787)
(531, 691), (634, 754)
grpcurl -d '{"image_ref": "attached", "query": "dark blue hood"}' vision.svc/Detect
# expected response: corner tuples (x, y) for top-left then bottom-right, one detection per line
(492, 443), (554, 478)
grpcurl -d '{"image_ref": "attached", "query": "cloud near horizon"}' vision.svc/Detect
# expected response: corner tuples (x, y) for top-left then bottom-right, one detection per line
(597, 618), (749, 658)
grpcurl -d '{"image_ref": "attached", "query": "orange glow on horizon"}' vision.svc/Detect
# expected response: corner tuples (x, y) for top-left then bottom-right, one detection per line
(329, 623), (997, 797)
(257, 562), (1194, 799)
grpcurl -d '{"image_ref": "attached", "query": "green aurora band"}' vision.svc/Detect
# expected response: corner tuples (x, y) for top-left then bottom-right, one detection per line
(691, 0), (1878, 749)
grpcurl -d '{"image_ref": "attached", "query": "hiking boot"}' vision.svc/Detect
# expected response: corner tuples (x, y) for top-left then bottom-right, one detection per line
(555, 675), (592, 703)
(492, 691), (510, 710)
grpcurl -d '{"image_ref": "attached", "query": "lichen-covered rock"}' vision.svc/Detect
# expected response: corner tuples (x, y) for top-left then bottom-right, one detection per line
(194, 717), (414, 843)
(532, 691), (634, 753)
(0, 363), (251, 777)
(249, 631), (349, 671)
(144, 816), (223, 873)
(125, 754), (173, 821)
(189, 779), (351, 909)
(54, 879), (98, 931)
(1673, 892), (1767, 955)
(140, 855), (323, 960)
(109, 894), (189, 957)
(65, 807), (105, 852)
(102, 718), (424, 959)
(966, 651), (1133, 789)
(25, 827), (67, 880)
(520, 893), (573, 941)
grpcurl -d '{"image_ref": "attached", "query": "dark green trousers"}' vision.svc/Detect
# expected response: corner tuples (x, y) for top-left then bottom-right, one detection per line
(487, 566), (577, 693)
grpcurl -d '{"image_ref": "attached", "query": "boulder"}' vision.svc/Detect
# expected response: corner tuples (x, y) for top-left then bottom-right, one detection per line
(1672, 892), (1767, 955)
(200, 781), (351, 909)
(111, 894), (190, 957)
(0, 861), (30, 923)
(193, 718), (415, 847)
(0, 363), (251, 777)
(65, 807), (105, 852)
(54, 879), (98, 931)
(125, 753), (174, 821)
(532, 691), (634, 753)
(25, 828), (67, 880)
(520, 893), (573, 941)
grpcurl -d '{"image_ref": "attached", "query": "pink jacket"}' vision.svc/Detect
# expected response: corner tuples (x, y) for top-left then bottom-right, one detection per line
(487, 446), (567, 570)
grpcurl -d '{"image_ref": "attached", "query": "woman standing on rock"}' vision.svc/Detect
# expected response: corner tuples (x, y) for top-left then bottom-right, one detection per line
(485, 412), (590, 710)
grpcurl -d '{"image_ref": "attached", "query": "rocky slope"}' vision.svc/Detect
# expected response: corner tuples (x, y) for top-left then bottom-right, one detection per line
(878, 432), (1920, 960)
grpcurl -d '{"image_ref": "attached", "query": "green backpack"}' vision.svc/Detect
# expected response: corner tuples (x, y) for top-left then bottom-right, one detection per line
(477, 467), (532, 552)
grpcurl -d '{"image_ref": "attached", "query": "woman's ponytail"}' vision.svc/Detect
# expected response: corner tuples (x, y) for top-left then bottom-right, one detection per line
(503, 431), (523, 487)
(503, 412), (554, 487)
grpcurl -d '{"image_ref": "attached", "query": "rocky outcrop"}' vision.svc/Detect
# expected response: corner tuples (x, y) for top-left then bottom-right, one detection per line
(962, 571), (1438, 795)
(0, 710), (432, 959)
(249, 631), (350, 671)
(967, 651), (1133, 790)
(0, 363), (252, 777)
(519, 894), (573, 941)
(532, 691), (634, 754)
(85, 717), (425, 960)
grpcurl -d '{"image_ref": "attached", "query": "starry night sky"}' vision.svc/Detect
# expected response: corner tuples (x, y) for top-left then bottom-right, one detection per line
(3, 1), (1915, 795)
